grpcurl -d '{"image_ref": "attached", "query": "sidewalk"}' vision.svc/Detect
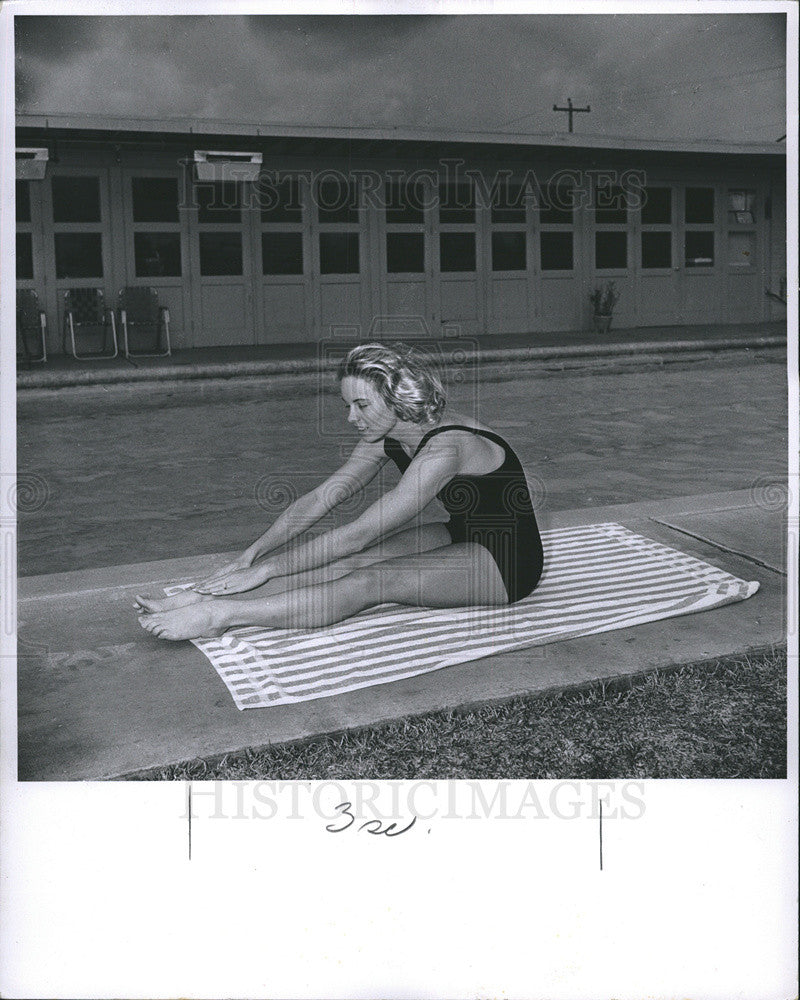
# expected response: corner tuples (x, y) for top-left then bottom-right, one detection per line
(17, 489), (785, 780)
(17, 321), (786, 390)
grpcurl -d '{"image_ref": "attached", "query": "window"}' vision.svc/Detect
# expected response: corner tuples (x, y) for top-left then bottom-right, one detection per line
(132, 177), (179, 223)
(319, 232), (359, 274)
(386, 233), (424, 273)
(491, 182), (526, 224)
(641, 232), (672, 269)
(594, 184), (628, 223)
(54, 232), (103, 278)
(727, 189), (755, 225)
(595, 231), (627, 270)
(641, 187), (672, 225)
(199, 231), (243, 275)
(134, 233), (182, 277)
(539, 183), (573, 224)
(491, 232), (526, 271)
(262, 232), (304, 275)
(317, 178), (359, 224)
(16, 232), (33, 280)
(439, 181), (475, 224)
(260, 176), (302, 223)
(685, 187), (714, 224)
(684, 231), (714, 268)
(385, 178), (425, 224)
(16, 181), (31, 223)
(52, 176), (101, 223)
(540, 232), (573, 270)
(440, 232), (475, 272)
(197, 181), (241, 223)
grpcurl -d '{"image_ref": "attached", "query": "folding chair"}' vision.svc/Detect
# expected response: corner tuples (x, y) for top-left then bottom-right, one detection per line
(62, 288), (118, 360)
(117, 286), (171, 359)
(16, 290), (47, 365)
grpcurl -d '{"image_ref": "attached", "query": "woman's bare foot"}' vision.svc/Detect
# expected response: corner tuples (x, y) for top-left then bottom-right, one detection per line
(133, 588), (208, 614)
(138, 601), (230, 641)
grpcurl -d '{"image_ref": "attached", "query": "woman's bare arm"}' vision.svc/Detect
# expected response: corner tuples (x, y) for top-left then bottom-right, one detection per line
(246, 436), (462, 581)
(195, 438), (388, 589)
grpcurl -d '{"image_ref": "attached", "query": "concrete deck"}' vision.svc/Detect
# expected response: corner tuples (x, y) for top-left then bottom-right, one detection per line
(17, 321), (786, 390)
(17, 489), (785, 781)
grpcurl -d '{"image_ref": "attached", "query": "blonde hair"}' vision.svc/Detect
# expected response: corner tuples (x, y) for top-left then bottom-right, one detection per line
(337, 342), (446, 424)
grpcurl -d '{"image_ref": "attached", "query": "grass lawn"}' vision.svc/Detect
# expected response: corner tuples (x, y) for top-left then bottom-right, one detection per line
(128, 644), (787, 781)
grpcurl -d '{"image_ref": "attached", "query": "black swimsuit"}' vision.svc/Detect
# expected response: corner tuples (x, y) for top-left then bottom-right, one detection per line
(383, 424), (544, 603)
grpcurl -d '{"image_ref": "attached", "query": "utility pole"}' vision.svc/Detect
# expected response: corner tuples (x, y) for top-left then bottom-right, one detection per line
(553, 98), (591, 133)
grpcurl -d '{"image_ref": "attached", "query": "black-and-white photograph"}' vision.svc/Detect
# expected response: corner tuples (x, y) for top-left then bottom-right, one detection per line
(1, 4), (797, 995)
(11, 8), (791, 784)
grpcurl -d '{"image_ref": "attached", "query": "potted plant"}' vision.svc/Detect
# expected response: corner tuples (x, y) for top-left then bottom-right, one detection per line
(588, 281), (620, 334)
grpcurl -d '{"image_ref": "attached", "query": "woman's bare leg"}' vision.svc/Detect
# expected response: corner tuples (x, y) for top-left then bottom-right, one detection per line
(138, 542), (509, 641)
(134, 521), (451, 613)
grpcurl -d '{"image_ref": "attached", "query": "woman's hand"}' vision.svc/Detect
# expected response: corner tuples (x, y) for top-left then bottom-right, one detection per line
(193, 562), (272, 596)
(194, 552), (255, 592)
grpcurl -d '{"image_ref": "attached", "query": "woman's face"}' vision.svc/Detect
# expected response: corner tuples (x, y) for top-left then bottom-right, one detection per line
(340, 375), (398, 442)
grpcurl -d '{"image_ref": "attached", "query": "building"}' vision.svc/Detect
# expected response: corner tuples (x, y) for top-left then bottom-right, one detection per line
(15, 113), (787, 353)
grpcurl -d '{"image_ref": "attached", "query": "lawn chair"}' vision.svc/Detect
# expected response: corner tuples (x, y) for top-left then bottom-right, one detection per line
(16, 289), (47, 365)
(117, 286), (171, 358)
(62, 288), (118, 360)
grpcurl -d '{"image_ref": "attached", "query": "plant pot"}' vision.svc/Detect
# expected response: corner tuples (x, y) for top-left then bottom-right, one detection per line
(593, 313), (613, 334)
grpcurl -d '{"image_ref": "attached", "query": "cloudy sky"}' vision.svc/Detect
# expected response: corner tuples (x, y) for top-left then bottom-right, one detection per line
(14, 12), (787, 142)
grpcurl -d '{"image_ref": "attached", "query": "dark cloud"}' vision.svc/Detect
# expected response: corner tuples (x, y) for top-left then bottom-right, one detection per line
(15, 16), (103, 107)
(15, 15), (102, 63)
(244, 14), (448, 71)
(13, 13), (786, 141)
(245, 14), (441, 45)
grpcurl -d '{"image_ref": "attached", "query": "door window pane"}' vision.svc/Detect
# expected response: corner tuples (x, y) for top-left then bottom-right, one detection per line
(262, 232), (304, 275)
(595, 231), (628, 269)
(132, 177), (179, 223)
(727, 189), (755, 224)
(728, 231), (754, 268)
(16, 232), (33, 280)
(685, 187), (714, 224)
(52, 176), (101, 223)
(54, 232), (103, 278)
(641, 187), (672, 225)
(260, 176), (302, 223)
(319, 232), (360, 274)
(641, 232), (672, 269)
(197, 181), (241, 223)
(386, 233), (424, 273)
(134, 233), (182, 277)
(440, 232), (476, 272)
(539, 184), (573, 224)
(439, 181), (475, 224)
(317, 178), (359, 224)
(594, 184), (628, 223)
(540, 232), (573, 270)
(684, 231), (715, 267)
(385, 179), (425, 224)
(491, 182), (526, 223)
(199, 231), (243, 275)
(491, 231), (526, 271)
(16, 181), (31, 223)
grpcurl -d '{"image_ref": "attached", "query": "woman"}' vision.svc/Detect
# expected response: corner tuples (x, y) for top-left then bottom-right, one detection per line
(136, 343), (543, 640)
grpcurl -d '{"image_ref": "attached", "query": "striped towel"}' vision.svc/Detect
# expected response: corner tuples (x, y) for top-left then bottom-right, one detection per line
(168, 523), (759, 710)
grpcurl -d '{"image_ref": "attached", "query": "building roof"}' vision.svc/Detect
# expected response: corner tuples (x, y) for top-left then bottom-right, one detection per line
(16, 112), (785, 157)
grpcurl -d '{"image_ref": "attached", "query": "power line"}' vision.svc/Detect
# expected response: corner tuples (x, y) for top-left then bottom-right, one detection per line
(501, 64), (785, 127)
(615, 63), (786, 99)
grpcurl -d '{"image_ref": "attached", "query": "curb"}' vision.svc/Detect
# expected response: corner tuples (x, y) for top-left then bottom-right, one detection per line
(17, 334), (786, 391)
